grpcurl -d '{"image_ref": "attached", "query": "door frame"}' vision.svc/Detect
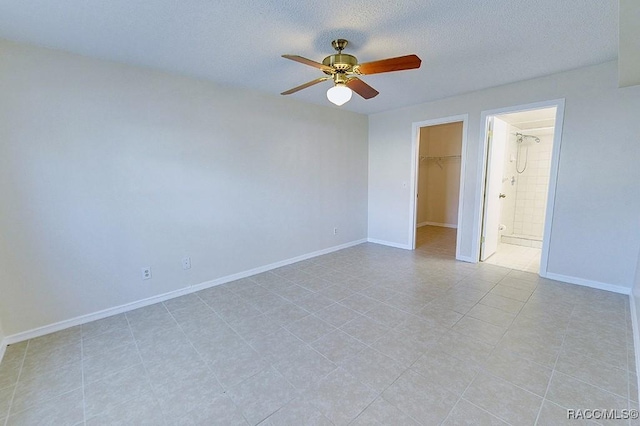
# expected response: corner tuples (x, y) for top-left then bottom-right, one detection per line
(474, 99), (566, 276)
(409, 114), (469, 259)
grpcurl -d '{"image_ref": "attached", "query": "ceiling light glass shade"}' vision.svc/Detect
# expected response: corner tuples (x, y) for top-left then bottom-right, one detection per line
(326, 84), (352, 106)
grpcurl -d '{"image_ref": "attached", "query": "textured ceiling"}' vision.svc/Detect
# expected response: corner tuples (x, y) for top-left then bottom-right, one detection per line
(0, 0), (618, 114)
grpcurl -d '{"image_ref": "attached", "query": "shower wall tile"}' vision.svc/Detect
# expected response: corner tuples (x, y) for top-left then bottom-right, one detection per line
(512, 132), (553, 238)
(499, 124), (553, 241)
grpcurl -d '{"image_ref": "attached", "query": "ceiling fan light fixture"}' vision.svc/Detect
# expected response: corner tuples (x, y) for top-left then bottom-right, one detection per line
(326, 83), (352, 106)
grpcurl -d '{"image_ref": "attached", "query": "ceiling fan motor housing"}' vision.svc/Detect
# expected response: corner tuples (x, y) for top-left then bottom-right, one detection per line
(322, 54), (358, 74)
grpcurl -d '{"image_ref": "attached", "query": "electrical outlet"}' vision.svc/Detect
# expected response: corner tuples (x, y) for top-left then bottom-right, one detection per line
(182, 257), (191, 270)
(333, 227), (338, 235)
(141, 267), (151, 280)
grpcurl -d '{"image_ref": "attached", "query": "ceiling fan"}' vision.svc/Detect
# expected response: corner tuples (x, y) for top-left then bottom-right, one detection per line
(281, 39), (422, 106)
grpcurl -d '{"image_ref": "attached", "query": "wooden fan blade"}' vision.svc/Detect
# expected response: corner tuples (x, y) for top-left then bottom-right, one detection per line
(356, 54), (421, 75)
(281, 77), (330, 95)
(282, 55), (334, 72)
(346, 78), (379, 99)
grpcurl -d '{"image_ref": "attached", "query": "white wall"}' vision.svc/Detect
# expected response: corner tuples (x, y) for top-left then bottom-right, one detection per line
(619, 0), (640, 88)
(0, 40), (369, 336)
(416, 122), (462, 227)
(369, 61), (640, 289)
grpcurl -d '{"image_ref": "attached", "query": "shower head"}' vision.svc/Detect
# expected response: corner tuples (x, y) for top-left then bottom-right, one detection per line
(515, 132), (540, 144)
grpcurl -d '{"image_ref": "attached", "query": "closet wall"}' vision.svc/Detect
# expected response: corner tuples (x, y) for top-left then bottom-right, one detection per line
(416, 122), (463, 228)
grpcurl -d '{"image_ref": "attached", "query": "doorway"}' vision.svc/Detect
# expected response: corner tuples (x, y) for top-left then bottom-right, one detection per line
(410, 115), (467, 257)
(478, 101), (564, 274)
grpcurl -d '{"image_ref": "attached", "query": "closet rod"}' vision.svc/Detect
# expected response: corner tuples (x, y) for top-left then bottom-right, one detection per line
(419, 154), (461, 160)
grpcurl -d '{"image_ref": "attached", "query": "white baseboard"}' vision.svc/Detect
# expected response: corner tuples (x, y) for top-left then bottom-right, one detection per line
(629, 294), (640, 411)
(417, 221), (457, 229)
(0, 338), (6, 363)
(541, 271), (631, 295)
(367, 238), (412, 250)
(4, 287), (195, 344)
(4, 238), (367, 345)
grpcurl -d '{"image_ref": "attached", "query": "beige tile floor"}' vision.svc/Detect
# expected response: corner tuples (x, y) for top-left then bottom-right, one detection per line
(483, 243), (541, 273)
(419, 224), (542, 273)
(0, 227), (637, 425)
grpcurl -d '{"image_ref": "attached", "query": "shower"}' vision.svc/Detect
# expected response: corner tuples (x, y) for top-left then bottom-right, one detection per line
(515, 132), (540, 174)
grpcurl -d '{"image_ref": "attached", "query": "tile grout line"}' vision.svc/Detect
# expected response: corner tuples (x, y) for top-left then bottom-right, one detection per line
(3, 340), (29, 426)
(366, 299), (506, 425)
(121, 312), (168, 426)
(170, 298), (264, 424)
(80, 331), (87, 425)
(447, 397), (515, 426)
(4, 340), (31, 426)
(532, 303), (575, 425)
(164, 303), (252, 421)
(3, 360), (85, 420)
(413, 329), (476, 425)
(626, 301), (636, 420)
(627, 301), (633, 426)
(162, 298), (252, 425)
(352, 359), (421, 426)
(227, 276), (426, 424)
(555, 318), (633, 397)
(444, 273), (531, 345)
(437, 300), (515, 426)
(439, 270), (544, 424)
(436, 268), (527, 425)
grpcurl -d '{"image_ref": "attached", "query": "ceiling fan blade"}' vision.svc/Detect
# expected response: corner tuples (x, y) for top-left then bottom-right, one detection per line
(281, 77), (330, 95)
(346, 78), (379, 99)
(356, 54), (421, 75)
(282, 55), (334, 73)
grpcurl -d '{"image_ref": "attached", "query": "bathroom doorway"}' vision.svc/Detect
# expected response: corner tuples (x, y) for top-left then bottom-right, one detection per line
(479, 102), (563, 273)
